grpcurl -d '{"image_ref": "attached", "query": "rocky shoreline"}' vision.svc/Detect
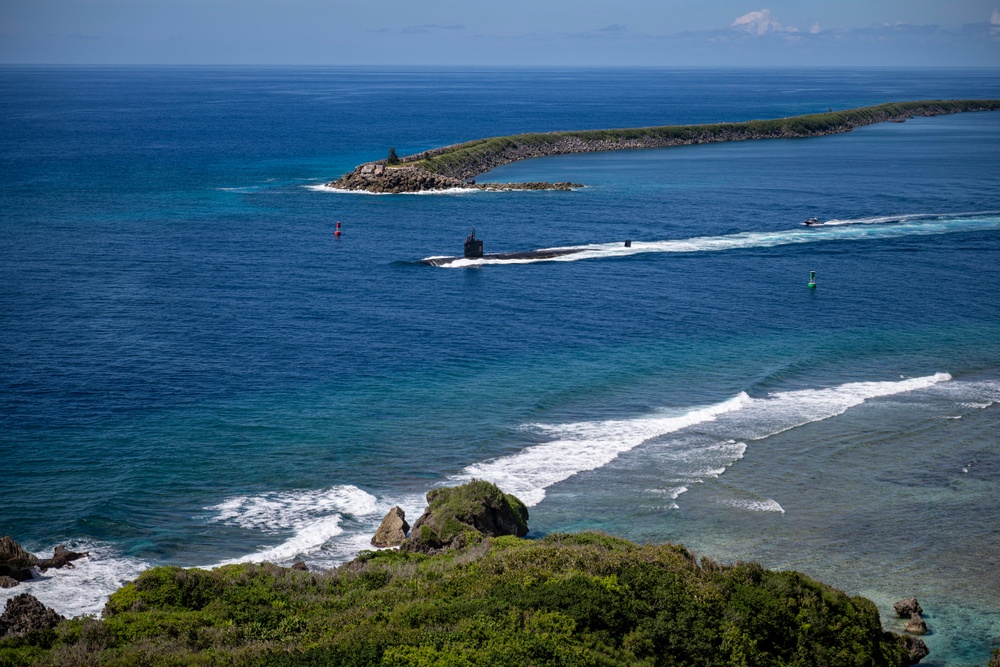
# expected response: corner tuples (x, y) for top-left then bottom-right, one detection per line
(328, 162), (582, 194)
(0, 537), (88, 588)
(327, 99), (1000, 193)
(9, 482), (1000, 665)
(1, 483), (944, 665)
(19, 478), (1000, 664)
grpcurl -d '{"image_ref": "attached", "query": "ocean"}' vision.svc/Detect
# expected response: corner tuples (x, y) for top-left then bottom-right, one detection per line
(1, 66), (998, 665)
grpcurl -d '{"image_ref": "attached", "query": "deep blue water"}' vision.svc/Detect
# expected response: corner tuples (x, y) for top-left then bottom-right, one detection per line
(2, 67), (999, 664)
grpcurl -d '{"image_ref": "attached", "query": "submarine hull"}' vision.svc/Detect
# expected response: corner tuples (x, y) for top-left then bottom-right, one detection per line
(421, 247), (586, 266)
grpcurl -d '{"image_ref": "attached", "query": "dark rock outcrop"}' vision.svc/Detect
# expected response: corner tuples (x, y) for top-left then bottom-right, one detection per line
(37, 545), (89, 571)
(0, 594), (64, 639)
(331, 165), (467, 193)
(894, 597), (923, 617)
(402, 480), (528, 555)
(0, 576), (20, 588)
(898, 635), (930, 666)
(904, 613), (928, 635)
(987, 648), (1000, 667)
(328, 164), (583, 194)
(0, 538), (89, 581)
(371, 506), (410, 548)
(0, 536), (38, 582)
(291, 561), (308, 571)
(475, 181), (583, 192)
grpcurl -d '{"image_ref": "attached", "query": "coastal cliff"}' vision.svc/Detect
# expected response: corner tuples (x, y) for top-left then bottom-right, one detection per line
(328, 99), (1000, 193)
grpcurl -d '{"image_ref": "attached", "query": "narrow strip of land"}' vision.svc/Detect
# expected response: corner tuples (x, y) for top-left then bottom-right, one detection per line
(328, 100), (1000, 193)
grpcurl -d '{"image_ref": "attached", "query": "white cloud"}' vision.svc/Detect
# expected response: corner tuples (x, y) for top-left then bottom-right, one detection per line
(991, 8), (1000, 25)
(809, 21), (821, 34)
(731, 9), (784, 36)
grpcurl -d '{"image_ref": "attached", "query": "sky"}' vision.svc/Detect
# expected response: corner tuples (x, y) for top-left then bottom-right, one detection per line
(2, 0), (999, 66)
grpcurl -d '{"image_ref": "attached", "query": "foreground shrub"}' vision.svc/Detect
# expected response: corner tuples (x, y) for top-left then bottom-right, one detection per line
(0, 532), (916, 666)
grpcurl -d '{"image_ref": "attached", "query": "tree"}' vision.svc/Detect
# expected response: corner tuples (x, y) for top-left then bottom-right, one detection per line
(387, 146), (400, 165)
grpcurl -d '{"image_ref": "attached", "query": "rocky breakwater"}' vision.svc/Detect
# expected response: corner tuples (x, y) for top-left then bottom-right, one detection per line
(328, 162), (582, 194)
(330, 163), (466, 193)
(329, 100), (1000, 192)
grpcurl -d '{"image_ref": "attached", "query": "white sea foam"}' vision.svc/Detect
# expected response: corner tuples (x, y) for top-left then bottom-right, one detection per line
(213, 516), (347, 566)
(649, 486), (690, 500)
(819, 210), (1000, 226)
(229, 488), (430, 572)
(431, 213), (1000, 267)
(207, 485), (379, 530)
(0, 487), (413, 618)
(646, 487), (690, 509)
(304, 183), (339, 192)
(0, 541), (148, 619)
(306, 183), (481, 195)
(204, 485), (384, 566)
(706, 372), (953, 441)
(457, 393), (752, 506)
(931, 378), (1000, 406)
(457, 373), (951, 508)
(723, 498), (786, 513)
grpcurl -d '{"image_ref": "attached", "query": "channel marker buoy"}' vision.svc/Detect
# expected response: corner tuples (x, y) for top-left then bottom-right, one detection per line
(334, 221), (342, 237)
(808, 270), (816, 288)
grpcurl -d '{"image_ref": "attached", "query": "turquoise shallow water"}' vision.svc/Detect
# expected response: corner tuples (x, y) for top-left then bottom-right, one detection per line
(1, 67), (999, 664)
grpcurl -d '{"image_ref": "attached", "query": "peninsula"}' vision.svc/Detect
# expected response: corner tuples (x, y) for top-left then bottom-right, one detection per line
(328, 99), (1000, 193)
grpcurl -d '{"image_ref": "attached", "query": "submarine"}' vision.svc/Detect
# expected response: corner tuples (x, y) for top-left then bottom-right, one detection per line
(420, 228), (589, 266)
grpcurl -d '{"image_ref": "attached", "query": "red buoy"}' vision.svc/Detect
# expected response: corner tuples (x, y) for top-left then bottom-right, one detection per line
(334, 221), (342, 236)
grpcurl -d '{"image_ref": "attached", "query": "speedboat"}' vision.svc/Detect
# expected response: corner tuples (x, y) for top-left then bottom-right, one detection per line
(803, 217), (820, 226)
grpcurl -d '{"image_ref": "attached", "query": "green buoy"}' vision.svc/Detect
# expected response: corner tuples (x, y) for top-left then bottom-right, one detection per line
(808, 270), (817, 288)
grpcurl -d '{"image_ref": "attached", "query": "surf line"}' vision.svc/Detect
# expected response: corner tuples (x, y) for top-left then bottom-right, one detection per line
(453, 373), (952, 507)
(424, 213), (1000, 267)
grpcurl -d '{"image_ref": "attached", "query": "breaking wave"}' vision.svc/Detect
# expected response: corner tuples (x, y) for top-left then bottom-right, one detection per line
(0, 541), (148, 619)
(455, 373), (952, 507)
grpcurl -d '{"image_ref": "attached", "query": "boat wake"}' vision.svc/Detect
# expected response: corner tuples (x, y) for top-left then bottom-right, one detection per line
(814, 210), (1000, 226)
(425, 212), (1000, 267)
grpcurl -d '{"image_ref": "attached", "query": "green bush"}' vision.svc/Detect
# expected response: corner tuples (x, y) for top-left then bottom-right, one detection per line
(409, 480), (528, 549)
(0, 532), (915, 665)
(412, 99), (1000, 179)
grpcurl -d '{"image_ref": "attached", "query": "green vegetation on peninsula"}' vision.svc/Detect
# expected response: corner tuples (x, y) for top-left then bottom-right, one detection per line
(2, 482), (931, 667)
(329, 99), (1000, 193)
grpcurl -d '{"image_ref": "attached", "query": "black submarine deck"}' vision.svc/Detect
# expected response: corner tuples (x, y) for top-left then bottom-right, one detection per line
(420, 247), (586, 266)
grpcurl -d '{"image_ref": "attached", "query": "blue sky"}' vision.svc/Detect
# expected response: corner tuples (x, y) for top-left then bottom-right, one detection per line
(2, 1), (999, 66)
